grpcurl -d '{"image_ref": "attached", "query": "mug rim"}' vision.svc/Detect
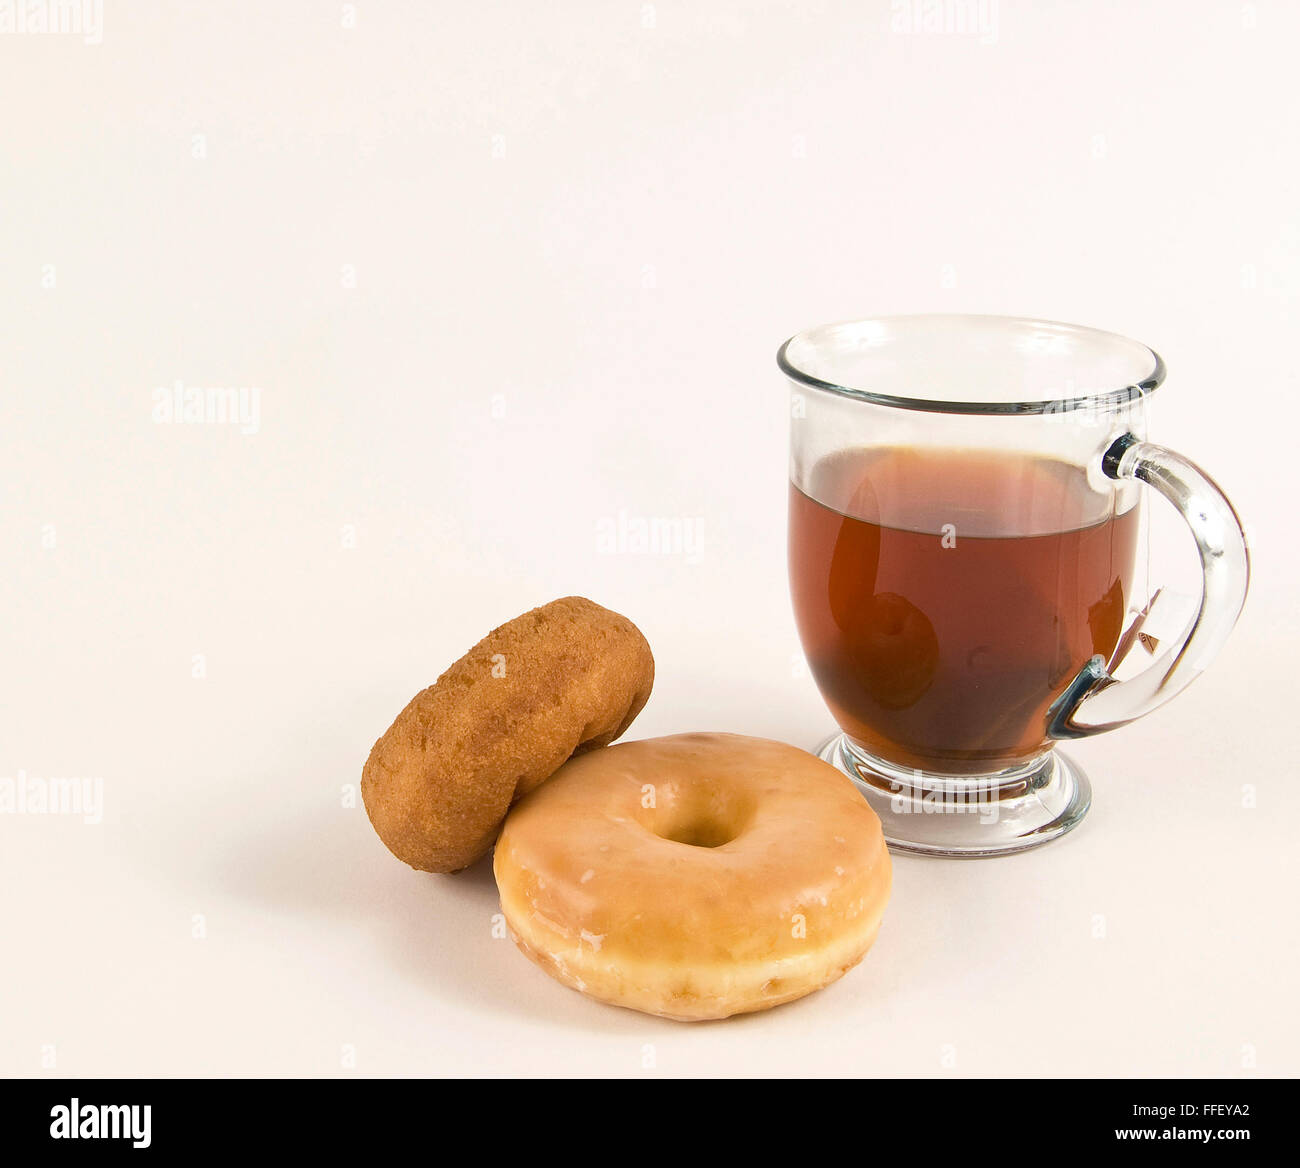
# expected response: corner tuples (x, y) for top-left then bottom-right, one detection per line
(777, 313), (1166, 416)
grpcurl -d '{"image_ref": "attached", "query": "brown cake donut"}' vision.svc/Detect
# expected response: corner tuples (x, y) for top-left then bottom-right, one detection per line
(361, 597), (654, 873)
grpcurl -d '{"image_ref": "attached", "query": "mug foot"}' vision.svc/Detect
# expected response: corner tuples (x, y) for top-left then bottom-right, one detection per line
(816, 733), (1091, 858)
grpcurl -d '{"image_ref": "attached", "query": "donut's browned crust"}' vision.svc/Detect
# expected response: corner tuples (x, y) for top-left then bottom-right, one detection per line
(361, 597), (654, 873)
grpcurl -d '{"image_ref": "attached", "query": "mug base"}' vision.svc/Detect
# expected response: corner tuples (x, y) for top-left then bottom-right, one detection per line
(816, 733), (1091, 858)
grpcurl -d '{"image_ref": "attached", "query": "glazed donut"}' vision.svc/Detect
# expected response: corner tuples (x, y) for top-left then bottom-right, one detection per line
(494, 732), (891, 1020)
(362, 597), (654, 873)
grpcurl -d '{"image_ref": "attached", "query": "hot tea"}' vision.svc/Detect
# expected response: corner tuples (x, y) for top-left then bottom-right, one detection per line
(790, 448), (1140, 775)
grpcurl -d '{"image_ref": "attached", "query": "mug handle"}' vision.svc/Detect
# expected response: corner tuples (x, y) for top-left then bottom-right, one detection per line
(1048, 433), (1250, 738)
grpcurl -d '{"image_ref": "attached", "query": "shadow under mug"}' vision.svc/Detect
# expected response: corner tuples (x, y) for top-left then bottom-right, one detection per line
(782, 314), (1249, 857)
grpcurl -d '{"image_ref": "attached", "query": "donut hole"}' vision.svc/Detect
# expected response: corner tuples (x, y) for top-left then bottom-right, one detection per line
(650, 787), (755, 850)
(660, 818), (738, 849)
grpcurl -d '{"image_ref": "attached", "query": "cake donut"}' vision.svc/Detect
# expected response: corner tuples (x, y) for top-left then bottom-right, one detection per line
(494, 732), (892, 1020)
(362, 597), (654, 873)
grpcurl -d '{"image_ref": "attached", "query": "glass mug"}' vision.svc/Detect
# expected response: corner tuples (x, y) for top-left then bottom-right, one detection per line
(782, 315), (1249, 856)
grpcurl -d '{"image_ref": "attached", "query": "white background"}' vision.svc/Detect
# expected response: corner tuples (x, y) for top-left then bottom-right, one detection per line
(1, 1), (1296, 1078)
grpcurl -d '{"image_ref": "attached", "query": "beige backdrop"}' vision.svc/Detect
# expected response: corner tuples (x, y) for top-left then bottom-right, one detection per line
(1, 0), (1296, 1077)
